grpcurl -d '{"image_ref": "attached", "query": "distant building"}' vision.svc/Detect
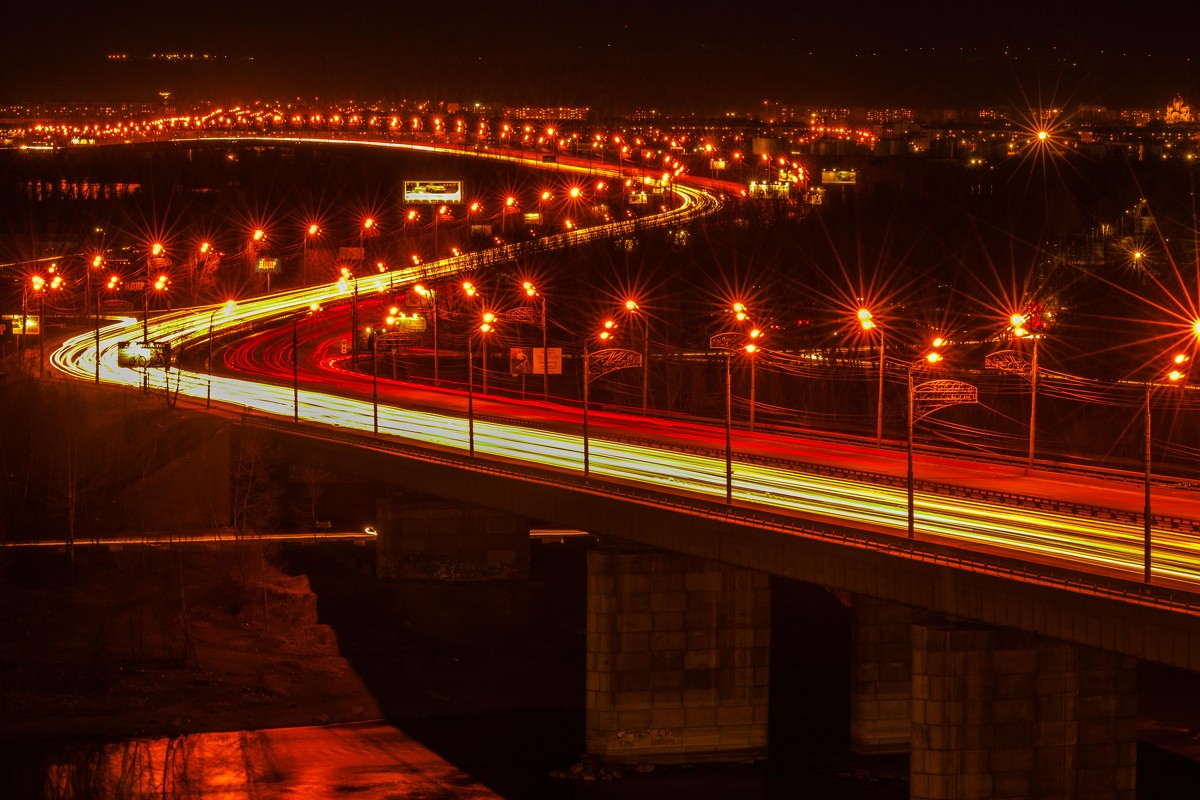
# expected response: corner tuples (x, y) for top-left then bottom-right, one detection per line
(1165, 94), (1192, 124)
(504, 106), (590, 121)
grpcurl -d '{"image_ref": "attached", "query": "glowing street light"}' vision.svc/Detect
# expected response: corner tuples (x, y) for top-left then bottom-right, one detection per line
(303, 223), (320, 284)
(1143, 345), (1197, 583)
(467, 313), (495, 457)
(523, 281), (549, 398)
(623, 299), (649, 412)
(907, 341), (948, 539)
(857, 308), (887, 443)
(414, 284), (440, 385)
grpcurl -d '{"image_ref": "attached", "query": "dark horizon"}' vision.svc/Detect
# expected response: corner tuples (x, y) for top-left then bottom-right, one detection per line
(5, 2), (1199, 113)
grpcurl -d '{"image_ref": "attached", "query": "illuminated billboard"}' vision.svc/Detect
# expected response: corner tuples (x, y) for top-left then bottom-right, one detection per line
(254, 257), (280, 274)
(747, 181), (791, 200)
(821, 168), (857, 184)
(510, 347), (562, 375)
(403, 180), (463, 204)
(117, 341), (170, 368)
(2, 314), (37, 335)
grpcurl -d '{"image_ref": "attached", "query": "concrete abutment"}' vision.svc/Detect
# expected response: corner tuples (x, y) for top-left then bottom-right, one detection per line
(584, 548), (771, 764)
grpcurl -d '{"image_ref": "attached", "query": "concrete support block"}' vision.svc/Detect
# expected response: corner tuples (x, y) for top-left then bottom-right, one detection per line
(585, 549), (770, 764)
(850, 595), (913, 754)
(910, 622), (1137, 800)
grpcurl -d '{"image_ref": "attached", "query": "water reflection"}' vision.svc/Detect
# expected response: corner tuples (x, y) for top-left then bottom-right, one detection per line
(38, 722), (500, 799)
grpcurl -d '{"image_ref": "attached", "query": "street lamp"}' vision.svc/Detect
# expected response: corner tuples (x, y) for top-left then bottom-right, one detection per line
(434, 205), (450, 257)
(303, 223), (320, 285)
(907, 343), (946, 539)
(710, 330), (759, 503)
(623, 298), (649, 412)
(857, 308), (886, 443)
(1143, 353), (1191, 583)
(144, 242), (164, 344)
(523, 281), (549, 398)
(1009, 307), (1045, 472)
(414, 284), (440, 385)
(468, 313), (494, 457)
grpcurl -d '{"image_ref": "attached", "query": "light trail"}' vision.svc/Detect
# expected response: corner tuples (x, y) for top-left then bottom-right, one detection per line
(48, 135), (1200, 595)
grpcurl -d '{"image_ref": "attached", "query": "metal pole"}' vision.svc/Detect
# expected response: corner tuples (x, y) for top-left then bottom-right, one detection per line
(482, 333), (489, 394)
(876, 334), (885, 443)
(94, 290), (101, 385)
(372, 333), (379, 435)
(432, 291), (440, 386)
(293, 317), (299, 423)
(207, 313), (214, 409)
(39, 294), (45, 378)
(1027, 336), (1039, 471)
(583, 344), (590, 479)
(542, 295), (549, 399)
(642, 318), (649, 412)
(1144, 381), (1153, 583)
(350, 281), (358, 366)
(725, 351), (733, 504)
(749, 351), (756, 431)
(907, 366), (915, 539)
(468, 334), (475, 456)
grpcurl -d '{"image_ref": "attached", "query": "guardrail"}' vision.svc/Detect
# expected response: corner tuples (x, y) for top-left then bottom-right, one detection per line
(240, 410), (1200, 618)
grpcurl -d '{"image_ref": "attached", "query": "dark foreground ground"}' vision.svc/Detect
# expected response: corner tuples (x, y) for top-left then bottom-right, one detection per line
(1, 540), (1198, 798)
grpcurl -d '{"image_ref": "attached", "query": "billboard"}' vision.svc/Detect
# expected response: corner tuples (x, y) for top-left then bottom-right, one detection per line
(510, 347), (562, 376)
(821, 168), (857, 184)
(747, 181), (791, 199)
(338, 246), (365, 262)
(523, 212), (543, 224)
(117, 341), (170, 368)
(403, 180), (463, 204)
(2, 314), (37, 335)
(254, 257), (280, 274)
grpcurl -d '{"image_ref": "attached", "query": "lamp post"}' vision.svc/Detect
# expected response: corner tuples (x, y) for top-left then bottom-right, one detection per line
(907, 346), (946, 539)
(583, 321), (619, 480)
(710, 330), (758, 503)
(1008, 308), (1045, 472)
(251, 228), (267, 292)
(415, 284), (440, 385)
(481, 311), (495, 393)
(303, 223), (320, 285)
(623, 299), (649, 412)
(144, 243), (163, 344)
(857, 308), (886, 443)
(372, 327), (379, 435)
(1143, 357), (1189, 583)
(523, 281), (549, 398)
(467, 314), (494, 457)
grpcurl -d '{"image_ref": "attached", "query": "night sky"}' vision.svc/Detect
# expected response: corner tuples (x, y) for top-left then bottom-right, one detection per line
(4, 1), (1197, 112)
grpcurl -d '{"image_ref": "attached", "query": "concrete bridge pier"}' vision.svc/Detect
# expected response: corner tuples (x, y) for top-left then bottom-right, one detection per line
(909, 620), (1137, 800)
(851, 595), (914, 755)
(584, 548), (771, 764)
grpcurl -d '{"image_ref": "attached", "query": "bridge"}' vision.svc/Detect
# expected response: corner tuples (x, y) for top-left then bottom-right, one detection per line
(43, 133), (1200, 798)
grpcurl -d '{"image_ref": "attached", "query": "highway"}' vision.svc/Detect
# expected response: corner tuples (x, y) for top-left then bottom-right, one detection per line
(47, 135), (1200, 602)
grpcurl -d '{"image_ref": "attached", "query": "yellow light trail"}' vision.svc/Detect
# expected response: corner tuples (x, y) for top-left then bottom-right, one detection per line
(47, 135), (1200, 594)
